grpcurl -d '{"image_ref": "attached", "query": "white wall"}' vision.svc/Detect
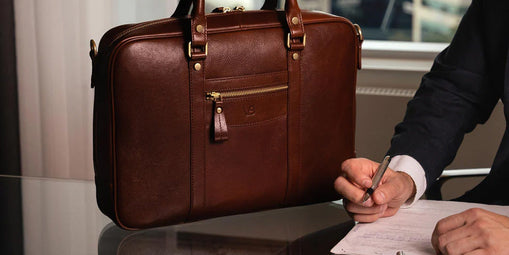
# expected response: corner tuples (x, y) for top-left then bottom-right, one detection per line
(14, 0), (178, 179)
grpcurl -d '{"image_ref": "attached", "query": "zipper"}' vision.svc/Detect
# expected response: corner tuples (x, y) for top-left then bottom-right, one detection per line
(111, 6), (245, 47)
(110, 18), (172, 47)
(205, 85), (288, 142)
(206, 85), (287, 101)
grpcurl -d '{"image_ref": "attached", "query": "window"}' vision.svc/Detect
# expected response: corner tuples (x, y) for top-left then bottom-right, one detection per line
(300, 0), (471, 43)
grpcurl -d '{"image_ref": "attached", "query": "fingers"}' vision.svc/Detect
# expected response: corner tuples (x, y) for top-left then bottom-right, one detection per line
(344, 200), (387, 222)
(431, 225), (441, 254)
(382, 206), (399, 218)
(336, 158), (380, 204)
(334, 176), (374, 206)
(433, 222), (494, 255)
(464, 250), (487, 255)
(434, 222), (475, 254)
(434, 208), (488, 237)
(441, 235), (484, 255)
(431, 208), (509, 255)
(432, 209), (470, 254)
(340, 158), (377, 189)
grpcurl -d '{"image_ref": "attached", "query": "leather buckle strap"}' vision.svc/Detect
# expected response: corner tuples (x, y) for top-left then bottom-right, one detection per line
(187, 42), (208, 59)
(286, 33), (306, 50)
(187, 0), (305, 56)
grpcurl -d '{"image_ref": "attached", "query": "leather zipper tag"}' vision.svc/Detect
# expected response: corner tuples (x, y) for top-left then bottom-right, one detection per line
(213, 99), (228, 142)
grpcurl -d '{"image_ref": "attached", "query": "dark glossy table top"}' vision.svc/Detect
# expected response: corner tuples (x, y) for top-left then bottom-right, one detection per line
(0, 175), (354, 255)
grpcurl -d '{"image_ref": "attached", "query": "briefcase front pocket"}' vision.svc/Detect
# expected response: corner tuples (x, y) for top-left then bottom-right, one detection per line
(202, 75), (288, 217)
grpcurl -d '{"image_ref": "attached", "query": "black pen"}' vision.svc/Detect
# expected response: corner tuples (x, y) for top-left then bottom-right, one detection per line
(362, 155), (391, 202)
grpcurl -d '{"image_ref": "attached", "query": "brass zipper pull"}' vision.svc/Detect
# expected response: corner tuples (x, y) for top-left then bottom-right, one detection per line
(233, 6), (245, 12)
(206, 92), (221, 101)
(206, 92), (228, 142)
(212, 7), (232, 13)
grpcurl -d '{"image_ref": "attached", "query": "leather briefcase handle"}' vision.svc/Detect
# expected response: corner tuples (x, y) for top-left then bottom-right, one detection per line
(186, 0), (305, 60)
(171, 0), (278, 18)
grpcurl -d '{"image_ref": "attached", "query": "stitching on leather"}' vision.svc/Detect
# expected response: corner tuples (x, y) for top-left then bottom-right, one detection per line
(206, 71), (287, 83)
(228, 115), (286, 127)
(206, 72), (288, 91)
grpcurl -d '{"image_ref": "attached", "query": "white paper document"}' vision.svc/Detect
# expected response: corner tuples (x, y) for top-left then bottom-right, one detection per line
(331, 200), (509, 255)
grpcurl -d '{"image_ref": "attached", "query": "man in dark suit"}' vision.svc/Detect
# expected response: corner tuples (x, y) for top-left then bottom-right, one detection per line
(335, 0), (509, 254)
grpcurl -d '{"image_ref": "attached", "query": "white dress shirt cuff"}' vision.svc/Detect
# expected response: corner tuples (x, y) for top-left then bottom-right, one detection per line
(388, 155), (427, 208)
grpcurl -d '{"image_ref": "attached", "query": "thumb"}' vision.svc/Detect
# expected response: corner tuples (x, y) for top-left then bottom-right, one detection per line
(371, 171), (414, 206)
(371, 181), (399, 205)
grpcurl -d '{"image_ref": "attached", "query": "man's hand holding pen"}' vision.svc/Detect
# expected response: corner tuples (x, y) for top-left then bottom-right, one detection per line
(334, 157), (416, 223)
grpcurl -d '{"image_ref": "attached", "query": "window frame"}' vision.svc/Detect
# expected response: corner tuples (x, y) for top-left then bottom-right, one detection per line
(362, 40), (448, 72)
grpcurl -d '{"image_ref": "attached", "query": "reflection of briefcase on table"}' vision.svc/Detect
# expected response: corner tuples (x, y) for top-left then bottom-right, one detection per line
(90, 0), (362, 230)
(97, 203), (355, 254)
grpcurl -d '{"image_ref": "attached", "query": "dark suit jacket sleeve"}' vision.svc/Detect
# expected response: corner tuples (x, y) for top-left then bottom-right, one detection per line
(387, 0), (502, 189)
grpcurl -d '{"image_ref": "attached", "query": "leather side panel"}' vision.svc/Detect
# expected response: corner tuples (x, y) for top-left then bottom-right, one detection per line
(297, 21), (357, 203)
(93, 50), (116, 222)
(111, 37), (191, 228)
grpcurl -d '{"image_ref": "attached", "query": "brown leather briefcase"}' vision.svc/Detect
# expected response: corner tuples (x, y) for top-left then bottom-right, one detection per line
(90, 0), (362, 230)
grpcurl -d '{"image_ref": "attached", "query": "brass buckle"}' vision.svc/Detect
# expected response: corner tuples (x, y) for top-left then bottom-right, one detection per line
(353, 24), (364, 42)
(89, 39), (98, 60)
(187, 42), (208, 58)
(286, 33), (306, 49)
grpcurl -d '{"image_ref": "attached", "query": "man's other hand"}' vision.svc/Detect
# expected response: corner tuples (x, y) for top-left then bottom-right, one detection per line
(432, 208), (509, 254)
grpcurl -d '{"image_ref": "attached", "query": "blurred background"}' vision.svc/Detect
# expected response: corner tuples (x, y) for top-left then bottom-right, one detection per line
(2, 0), (499, 198)
(329, 0), (470, 42)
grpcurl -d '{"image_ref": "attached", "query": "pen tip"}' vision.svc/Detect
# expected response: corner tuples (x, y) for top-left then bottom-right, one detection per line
(362, 193), (370, 203)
